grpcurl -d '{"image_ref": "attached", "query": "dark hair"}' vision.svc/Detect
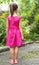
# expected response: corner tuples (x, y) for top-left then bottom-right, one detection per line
(10, 3), (18, 16)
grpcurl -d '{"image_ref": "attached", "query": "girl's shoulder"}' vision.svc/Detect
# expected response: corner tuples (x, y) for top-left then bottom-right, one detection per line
(7, 15), (11, 18)
(6, 15), (22, 20)
(18, 16), (22, 21)
(15, 16), (22, 21)
(12, 15), (22, 21)
(12, 15), (22, 18)
(17, 15), (22, 18)
(15, 15), (22, 20)
(6, 15), (12, 21)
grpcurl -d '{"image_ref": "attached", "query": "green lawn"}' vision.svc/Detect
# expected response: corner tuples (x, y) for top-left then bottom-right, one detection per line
(21, 51), (39, 59)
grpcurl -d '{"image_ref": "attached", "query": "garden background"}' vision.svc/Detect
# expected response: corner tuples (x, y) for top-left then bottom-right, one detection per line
(0, 0), (39, 46)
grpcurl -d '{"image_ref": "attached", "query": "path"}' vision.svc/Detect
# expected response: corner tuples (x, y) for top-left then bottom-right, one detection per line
(0, 43), (39, 65)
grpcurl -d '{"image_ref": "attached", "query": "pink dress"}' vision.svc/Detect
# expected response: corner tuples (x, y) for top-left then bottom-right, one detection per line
(6, 16), (22, 47)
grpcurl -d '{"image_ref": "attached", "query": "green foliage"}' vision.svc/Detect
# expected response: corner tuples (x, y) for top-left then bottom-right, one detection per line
(20, 0), (39, 41)
(0, 0), (14, 4)
(0, 11), (9, 46)
(0, 18), (6, 46)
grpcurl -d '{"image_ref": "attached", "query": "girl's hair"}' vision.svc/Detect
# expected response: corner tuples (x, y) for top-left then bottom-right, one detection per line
(9, 3), (18, 16)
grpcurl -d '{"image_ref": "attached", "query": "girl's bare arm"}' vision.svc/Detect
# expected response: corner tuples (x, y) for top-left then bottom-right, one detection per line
(19, 22), (23, 39)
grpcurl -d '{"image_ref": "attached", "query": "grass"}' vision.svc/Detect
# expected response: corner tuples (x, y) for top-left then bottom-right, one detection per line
(21, 51), (39, 59)
(0, 46), (7, 49)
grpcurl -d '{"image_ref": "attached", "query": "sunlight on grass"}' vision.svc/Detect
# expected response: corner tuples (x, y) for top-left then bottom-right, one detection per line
(0, 46), (7, 49)
(21, 51), (39, 59)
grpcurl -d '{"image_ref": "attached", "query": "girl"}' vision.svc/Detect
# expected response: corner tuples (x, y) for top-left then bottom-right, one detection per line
(6, 2), (23, 64)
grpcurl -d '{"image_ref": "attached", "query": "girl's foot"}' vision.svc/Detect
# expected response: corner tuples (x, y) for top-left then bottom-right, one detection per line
(15, 59), (18, 64)
(9, 59), (14, 64)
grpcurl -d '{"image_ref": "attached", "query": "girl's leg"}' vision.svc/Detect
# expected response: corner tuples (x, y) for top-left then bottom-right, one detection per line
(15, 47), (19, 63)
(10, 48), (15, 64)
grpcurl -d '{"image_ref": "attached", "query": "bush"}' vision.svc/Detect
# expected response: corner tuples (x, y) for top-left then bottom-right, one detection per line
(0, 18), (6, 46)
